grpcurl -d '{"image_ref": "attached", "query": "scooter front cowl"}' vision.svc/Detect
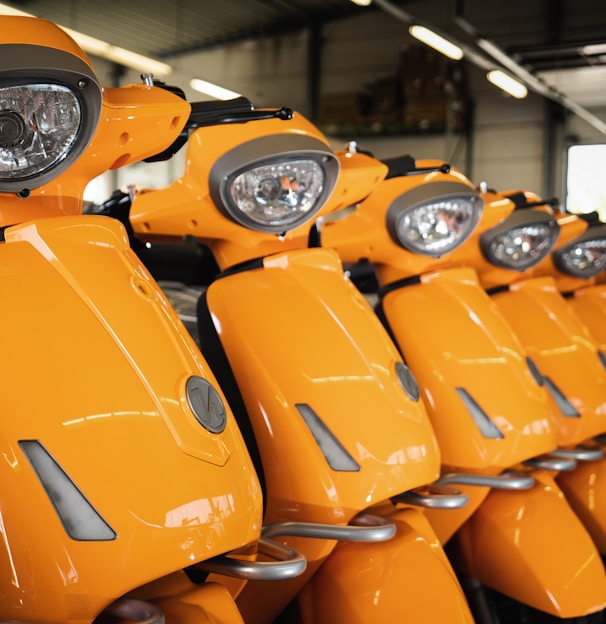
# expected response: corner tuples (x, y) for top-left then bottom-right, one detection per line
(202, 246), (441, 523)
(0, 216), (262, 622)
(452, 471), (606, 618)
(381, 267), (557, 471)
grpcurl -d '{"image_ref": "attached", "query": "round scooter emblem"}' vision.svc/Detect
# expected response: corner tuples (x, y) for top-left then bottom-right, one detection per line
(186, 376), (227, 433)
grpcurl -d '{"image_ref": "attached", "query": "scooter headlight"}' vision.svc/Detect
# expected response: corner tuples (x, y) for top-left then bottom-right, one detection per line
(0, 38), (102, 194)
(210, 134), (339, 233)
(480, 210), (560, 271)
(386, 181), (483, 257)
(552, 225), (606, 278)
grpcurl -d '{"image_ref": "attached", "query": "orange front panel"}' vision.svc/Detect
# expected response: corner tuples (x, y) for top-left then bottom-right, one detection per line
(382, 267), (556, 471)
(296, 507), (474, 624)
(0, 217), (261, 623)
(568, 284), (606, 351)
(453, 472), (606, 618)
(493, 277), (606, 444)
(206, 247), (441, 524)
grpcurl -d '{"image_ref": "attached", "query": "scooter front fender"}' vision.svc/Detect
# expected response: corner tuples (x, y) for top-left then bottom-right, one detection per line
(452, 471), (606, 618)
(557, 452), (606, 553)
(296, 507), (474, 624)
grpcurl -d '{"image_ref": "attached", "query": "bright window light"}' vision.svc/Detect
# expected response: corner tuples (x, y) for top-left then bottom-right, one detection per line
(190, 78), (241, 100)
(487, 70), (528, 98)
(566, 144), (606, 220)
(409, 25), (463, 61)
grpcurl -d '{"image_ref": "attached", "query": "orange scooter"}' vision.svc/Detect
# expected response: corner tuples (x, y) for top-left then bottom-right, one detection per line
(318, 153), (606, 622)
(0, 16), (308, 624)
(101, 109), (477, 623)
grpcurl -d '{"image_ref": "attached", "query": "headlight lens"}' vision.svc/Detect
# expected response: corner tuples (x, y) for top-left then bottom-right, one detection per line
(552, 226), (606, 278)
(480, 210), (559, 271)
(0, 84), (81, 182)
(386, 181), (483, 256)
(229, 159), (326, 230)
(211, 134), (340, 233)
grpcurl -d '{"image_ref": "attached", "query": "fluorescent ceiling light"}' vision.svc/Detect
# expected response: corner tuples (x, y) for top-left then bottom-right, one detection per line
(0, 3), (172, 76)
(409, 25), (463, 60)
(190, 78), (241, 100)
(487, 69), (528, 98)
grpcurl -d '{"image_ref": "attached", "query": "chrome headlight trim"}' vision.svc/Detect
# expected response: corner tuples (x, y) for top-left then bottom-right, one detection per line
(386, 181), (483, 257)
(209, 134), (340, 233)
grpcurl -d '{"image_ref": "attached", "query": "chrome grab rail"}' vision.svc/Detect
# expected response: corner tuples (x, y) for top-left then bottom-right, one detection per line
(101, 598), (165, 624)
(392, 483), (469, 509)
(437, 471), (535, 490)
(550, 445), (604, 462)
(523, 453), (577, 472)
(195, 537), (307, 581)
(262, 513), (396, 543)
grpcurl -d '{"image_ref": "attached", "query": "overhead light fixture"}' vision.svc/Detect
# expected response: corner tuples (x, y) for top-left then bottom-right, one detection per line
(0, 3), (172, 76)
(487, 69), (528, 98)
(190, 78), (241, 100)
(408, 25), (464, 60)
(349, 0), (372, 5)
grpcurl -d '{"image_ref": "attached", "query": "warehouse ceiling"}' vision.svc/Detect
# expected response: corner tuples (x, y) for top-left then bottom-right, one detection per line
(2, 0), (606, 108)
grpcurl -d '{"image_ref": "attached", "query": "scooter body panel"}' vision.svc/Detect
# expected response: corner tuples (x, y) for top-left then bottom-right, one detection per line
(453, 471), (606, 617)
(381, 267), (557, 471)
(567, 284), (606, 351)
(296, 507), (474, 624)
(204, 246), (441, 523)
(492, 276), (606, 444)
(0, 216), (262, 622)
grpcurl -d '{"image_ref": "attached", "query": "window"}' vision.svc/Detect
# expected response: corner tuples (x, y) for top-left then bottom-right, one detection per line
(566, 144), (606, 219)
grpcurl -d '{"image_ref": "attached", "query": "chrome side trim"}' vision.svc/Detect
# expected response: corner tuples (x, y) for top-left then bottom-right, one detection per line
(437, 471), (535, 490)
(523, 453), (577, 471)
(550, 446), (604, 462)
(392, 483), (469, 509)
(195, 537), (307, 581)
(262, 513), (396, 543)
